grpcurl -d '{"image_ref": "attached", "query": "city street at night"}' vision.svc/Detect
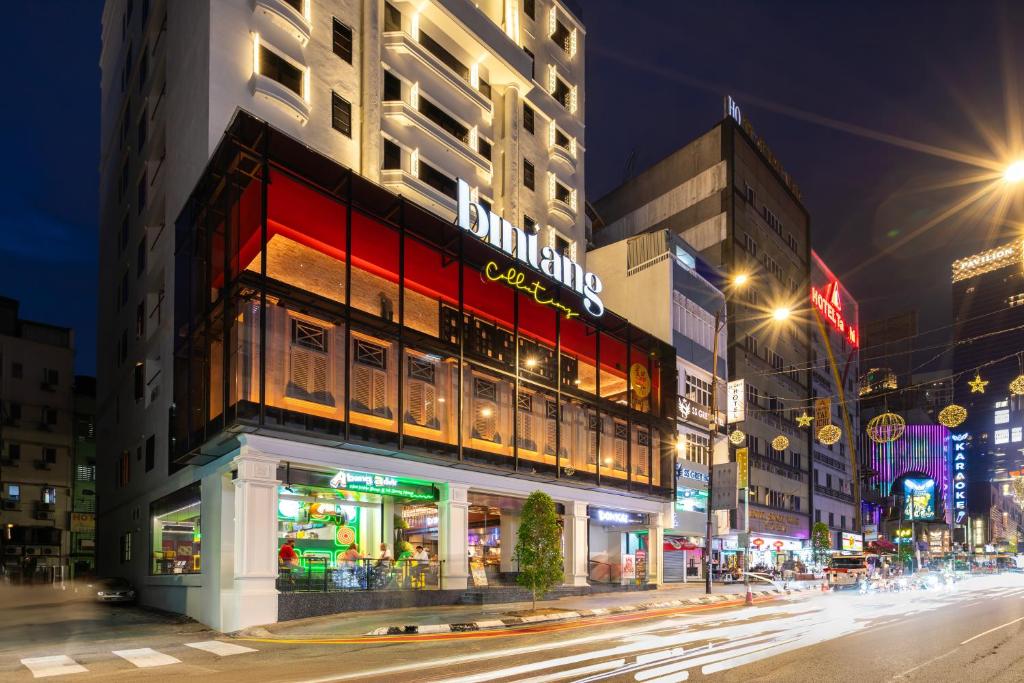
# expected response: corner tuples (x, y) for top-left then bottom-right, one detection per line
(5, 575), (1024, 681)
(3, 2), (1024, 681)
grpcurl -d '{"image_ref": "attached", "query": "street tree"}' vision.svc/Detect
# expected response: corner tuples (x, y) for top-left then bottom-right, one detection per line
(811, 522), (832, 566)
(515, 490), (564, 610)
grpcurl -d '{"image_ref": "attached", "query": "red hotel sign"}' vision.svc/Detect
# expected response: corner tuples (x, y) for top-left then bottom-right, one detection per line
(811, 281), (858, 347)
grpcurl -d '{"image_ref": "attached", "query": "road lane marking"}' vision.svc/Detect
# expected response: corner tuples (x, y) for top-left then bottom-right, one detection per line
(960, 616), (1024, 645)
(513, 659), (626, 683)
(186, 641), (258, 656)
(20, 655), (87, 679)
(112, 648), (181, 668)
(643, 673), (689, 683)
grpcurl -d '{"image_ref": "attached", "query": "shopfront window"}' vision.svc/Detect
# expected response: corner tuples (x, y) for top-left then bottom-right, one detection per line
(151, 483), (201, 575)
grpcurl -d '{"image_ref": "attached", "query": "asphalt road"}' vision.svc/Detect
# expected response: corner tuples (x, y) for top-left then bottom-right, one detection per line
(4, 574), (1024, 681)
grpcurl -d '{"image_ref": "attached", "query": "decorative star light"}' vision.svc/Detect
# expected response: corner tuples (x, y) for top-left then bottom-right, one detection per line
(796, 413), (814, 428)
(968, 373), (989, 394)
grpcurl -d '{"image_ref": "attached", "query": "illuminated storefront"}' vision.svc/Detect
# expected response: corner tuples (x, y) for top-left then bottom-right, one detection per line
(166, 113), (675, 630)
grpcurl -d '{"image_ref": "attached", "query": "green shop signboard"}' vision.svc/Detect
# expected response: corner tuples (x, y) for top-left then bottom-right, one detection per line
(329, 469), (437, 501)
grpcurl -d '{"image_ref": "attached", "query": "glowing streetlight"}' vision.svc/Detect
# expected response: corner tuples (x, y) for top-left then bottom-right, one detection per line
(1005, 159), (1024, 184)
(772, 307), (792, 322)
(733, 273), (750, 288)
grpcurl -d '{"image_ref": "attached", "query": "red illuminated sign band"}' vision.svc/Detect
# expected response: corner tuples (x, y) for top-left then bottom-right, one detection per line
(811, 281), (858, 347)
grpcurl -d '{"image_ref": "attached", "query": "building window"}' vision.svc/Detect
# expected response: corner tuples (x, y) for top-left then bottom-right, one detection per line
(118, 450), (130, 488)
(137, 236), (147, 277)
(43, 448), (57, 465)
(477, 137), (492, 161)
(43, 407), (58, 426)
(523, 215), (537, 233)
(523, 47), (535, 80)
(418, 96), (468, 143)
(828, 512), (834, 527)
(331, 92), (352, 137)
(552, 76), (572, 110)
(382, 139), (401, 170)
(383, 70), (402, 101)
(332, 18), (353, 63)
(43, 368), (59, 386)
(5, 484), (19, 501)
(11, 362), (21, 379)
(42, 486), (57, 505)
(136, 301), (146, 338)
(815, 508), (821, 523)
(134, 362), (145, 401)
(259, 45), (303, 96)
(478, 78), (491, 99)
(384, 1), (401, 32)
(684, 432), (710, 466)
(145, 435), (155, 471)
(120, 532), (132, 563)
(995, 409), (1010, 425)
(151, 482), (202, 575)
(419, 31), (470, 82)
(523, 0), (535, 20)
(523, 103), (534, 134)
(551, 19), (573, 57)
(523, 159), (535, 190)
(418, 159), (457, 199)
(684, 374), (712, 408)
(554, 233), (571, 257)
(995, 429), (1010, 445)
(137, 106), (147, 149)
(554, 180), (572, 206)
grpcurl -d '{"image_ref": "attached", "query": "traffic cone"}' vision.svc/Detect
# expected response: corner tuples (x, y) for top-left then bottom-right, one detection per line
(821, 579), (829, 593)
(745, 586), (754, 605)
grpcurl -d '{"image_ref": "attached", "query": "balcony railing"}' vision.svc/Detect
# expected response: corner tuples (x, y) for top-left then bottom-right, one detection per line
(277, 558), (444, 592)
(814, 484), (854, 503)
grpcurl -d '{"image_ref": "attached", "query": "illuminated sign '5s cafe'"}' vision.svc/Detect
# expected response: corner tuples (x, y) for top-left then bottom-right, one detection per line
(457, 179), (605, 317)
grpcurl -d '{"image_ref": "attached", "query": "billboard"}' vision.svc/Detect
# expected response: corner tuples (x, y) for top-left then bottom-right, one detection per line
(904, 478), (936, 521)
(727, 379), (745, 423)
(841, 532), (863, 552)
(676, 486), (708, 513)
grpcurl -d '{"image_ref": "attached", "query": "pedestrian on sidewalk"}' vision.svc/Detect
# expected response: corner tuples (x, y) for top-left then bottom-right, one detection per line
(413, 545), (430, 588)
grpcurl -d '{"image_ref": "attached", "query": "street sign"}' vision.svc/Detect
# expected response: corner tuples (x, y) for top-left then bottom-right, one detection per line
(711, 463), (738, 510)
(736, 447), (749, 489)
(727, 380), (745, 423)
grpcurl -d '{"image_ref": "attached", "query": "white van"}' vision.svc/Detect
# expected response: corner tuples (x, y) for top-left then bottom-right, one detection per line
(828, 555), (869, 589)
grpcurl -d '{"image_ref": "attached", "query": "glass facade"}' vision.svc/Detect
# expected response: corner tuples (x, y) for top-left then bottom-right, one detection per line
(173, 114), (675, 499)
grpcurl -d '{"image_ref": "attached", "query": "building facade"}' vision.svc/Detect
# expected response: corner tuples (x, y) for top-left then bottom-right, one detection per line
(0, 298), (75, 582)
(588, 231), (727, 581)
(950, 239), (1024, 556)
(71, 377), (97, 578)
(98, 0), (596, 629)
(809, 251), (860, 551)
(592, 97), (814, 568)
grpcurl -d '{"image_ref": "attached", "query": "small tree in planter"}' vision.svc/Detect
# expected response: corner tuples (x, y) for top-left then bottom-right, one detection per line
(811, 522), (832, 567)
(515, 491), (564, 610)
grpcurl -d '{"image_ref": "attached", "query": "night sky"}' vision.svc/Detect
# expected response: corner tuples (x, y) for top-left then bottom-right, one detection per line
(1, 1), (1020, 375)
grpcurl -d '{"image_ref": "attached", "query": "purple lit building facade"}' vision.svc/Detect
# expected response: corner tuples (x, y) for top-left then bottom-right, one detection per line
(868, 425), (953, 527)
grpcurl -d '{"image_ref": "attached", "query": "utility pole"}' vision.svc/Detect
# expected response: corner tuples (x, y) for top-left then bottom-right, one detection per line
(704, 309), (722, 594)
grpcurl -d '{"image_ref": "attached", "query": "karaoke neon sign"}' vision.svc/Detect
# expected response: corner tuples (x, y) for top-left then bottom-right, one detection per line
(811, 280), (858, 347)
(952, 432), (968, 525)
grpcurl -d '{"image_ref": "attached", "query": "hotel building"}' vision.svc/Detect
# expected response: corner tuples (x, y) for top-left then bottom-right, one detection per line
(98, 0), (673, 631)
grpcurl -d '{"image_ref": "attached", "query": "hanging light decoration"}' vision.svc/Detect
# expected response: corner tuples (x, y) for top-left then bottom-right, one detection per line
(771, 435), (790, 451)
(817, 424), (842, 445)
(937, 404), (967, 429)
(1010, 355), (1024, 396)
(866, 412), (906, 444)
(968, 372), (989, 394)
(729, 429), (746, 445)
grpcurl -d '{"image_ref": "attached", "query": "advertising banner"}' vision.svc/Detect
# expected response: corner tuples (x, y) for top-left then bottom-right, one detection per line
(70, 513), (95, 533)
(814, 398), (831, 427)
(621, 554), (636, 581)
(840, 532), (863, 552)
(711, 463), (738, 510)
(903, 478), (936, 521)
(736, 448), (749, 489)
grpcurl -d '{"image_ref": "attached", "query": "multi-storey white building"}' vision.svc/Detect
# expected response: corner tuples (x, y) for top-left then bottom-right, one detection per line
(99, 0), (677, 633)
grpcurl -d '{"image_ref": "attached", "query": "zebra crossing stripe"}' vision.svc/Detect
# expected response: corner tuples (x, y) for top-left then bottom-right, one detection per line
(20, 655), (87, 678)
(185, 640), (258, 656)
(112, 648), (181, 668)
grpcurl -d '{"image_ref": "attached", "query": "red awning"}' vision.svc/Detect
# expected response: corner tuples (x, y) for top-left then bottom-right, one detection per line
(867, 539), (897, 553)
(664, 539), (699, 551)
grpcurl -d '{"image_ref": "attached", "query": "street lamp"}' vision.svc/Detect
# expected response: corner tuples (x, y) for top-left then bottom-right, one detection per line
(1004, 159), (1024, 184)
(772, 306), (792, 322)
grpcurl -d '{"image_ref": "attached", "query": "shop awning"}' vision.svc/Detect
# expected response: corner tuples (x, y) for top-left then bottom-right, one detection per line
(866, 539), (897, 553)
(664, 539), (699, 551)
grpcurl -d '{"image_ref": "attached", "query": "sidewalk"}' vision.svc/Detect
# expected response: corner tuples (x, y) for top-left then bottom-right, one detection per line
(251, 580), (821, 638)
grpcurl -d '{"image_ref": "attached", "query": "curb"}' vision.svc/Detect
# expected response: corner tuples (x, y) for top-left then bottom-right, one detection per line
(366, 587), (811, 636)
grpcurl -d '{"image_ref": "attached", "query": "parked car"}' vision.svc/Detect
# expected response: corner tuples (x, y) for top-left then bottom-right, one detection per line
(89, 577), (136, 603)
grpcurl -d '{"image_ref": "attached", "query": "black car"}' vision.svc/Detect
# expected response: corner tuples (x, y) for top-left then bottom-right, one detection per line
(90, 577), (137, 603)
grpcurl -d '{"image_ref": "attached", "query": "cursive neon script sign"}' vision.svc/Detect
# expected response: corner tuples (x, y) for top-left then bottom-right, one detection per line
(458, 179), (604, 317)
(484, 262), (578, 319)
(811, 280), (858, 347)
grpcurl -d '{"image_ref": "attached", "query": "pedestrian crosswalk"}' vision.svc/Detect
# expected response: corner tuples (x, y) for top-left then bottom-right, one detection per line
(19, 640), (257, 678)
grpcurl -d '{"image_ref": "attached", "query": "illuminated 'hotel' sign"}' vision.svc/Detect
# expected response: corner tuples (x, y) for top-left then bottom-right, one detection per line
(811, 280), (858, 347)
(457, 179), (604, 317)
(952, 432), (968, 525)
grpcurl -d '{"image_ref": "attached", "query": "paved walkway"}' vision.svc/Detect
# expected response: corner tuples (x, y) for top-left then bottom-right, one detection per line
(256, 580), (821, 637)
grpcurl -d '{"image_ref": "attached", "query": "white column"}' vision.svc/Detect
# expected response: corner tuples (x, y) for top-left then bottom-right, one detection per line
(499, 510), (520, 573)
(382, 499), (396, 556)
(647, 510), (666, 586)
(562, 501), (590, 586)
(438, 483), (469, 590)
(220, 449), (280, 632)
